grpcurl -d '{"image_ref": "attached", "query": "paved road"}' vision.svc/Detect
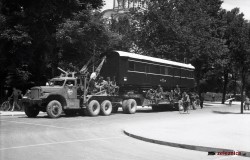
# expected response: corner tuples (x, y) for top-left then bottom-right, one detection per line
(0, 104), (248, 160)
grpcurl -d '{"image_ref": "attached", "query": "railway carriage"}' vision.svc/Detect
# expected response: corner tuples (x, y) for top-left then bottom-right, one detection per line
(101, 50), (195, 94)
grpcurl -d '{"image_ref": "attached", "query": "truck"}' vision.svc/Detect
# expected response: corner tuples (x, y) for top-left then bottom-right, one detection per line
(22, 50), (195, 118)
(22, 56), (138, 118)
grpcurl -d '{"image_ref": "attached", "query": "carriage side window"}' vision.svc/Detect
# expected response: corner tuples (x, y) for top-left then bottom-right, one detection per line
(144, 65), (150, 73)
(129, 61), (135, 71)
(155, 65), (160, 74)
(175, 69), (180, 76)
(160, 67), (164, 74)
(165, 67), (169, 75)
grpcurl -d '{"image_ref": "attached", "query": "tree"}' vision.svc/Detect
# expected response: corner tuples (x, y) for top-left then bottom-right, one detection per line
(128, 0), (228, 96)
(0, 0), (104, 94)
(56, 10), (111, 70)
(221, 8), (250, 113)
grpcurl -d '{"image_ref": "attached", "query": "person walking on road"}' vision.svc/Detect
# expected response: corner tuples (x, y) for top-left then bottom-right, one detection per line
(9, 87), (23, 111)
(244, 96), (250, 110)
(182, 92), (190, 112)
(200, 92), (204, 109)
(212, 93), (215, 102)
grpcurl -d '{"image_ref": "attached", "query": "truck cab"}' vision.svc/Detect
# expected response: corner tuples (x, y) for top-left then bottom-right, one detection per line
(22, 75), (85, 118)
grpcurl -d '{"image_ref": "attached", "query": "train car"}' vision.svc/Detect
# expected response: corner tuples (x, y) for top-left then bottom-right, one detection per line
(101, 50), (195, 94)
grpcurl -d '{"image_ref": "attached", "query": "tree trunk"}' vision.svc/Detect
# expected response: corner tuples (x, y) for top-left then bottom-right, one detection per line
(234, 73), (237, 97)
(240, 68), (246, 114)
(222, 70), (228, 104)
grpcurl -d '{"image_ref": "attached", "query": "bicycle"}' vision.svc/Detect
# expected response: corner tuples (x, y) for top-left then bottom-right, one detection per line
(178, 100), (189, 114)
(0, 98), (22, 111)
(0, 100), (11, 111)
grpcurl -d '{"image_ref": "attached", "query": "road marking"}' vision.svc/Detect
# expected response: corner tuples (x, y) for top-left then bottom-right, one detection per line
(0, 136), (126, 151)
(0, 120), (80, 130)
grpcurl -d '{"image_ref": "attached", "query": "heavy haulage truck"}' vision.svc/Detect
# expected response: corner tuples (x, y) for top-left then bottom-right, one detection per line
(22, 50), (195, 118)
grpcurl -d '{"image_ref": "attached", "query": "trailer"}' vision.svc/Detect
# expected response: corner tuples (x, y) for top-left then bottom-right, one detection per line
(100, 50), (195, 110)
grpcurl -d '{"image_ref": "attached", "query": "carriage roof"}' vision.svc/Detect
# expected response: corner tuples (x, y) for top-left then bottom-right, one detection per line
(114, 51), (195, 70)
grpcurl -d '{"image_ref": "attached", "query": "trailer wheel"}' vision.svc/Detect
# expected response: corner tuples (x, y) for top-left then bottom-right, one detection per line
(100, 100), (112, 116)
(24, 104), (40, 118)
(122, 100), (128, 113)
(124, 99), (137, 114)
(86, 100), (100, 116)
(46, 100), (63, 118)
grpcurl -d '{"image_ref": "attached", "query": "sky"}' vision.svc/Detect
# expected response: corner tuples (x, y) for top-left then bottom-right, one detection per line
(102, 0), (250, 20)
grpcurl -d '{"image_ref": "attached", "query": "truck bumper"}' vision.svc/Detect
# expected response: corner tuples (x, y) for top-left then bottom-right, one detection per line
(21, 98), (43, 106)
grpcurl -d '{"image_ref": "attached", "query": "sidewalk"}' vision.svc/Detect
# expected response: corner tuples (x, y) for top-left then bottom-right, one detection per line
(0, 111), (25, 116)
(124, 102), (250, 157)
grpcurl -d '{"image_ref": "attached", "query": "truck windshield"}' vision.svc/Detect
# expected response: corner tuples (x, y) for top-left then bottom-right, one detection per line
(49, 80), (65, 86)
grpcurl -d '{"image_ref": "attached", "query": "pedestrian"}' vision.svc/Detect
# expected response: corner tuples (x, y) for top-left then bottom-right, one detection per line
(244, 96), (250, 110)
(228, 94), (233, 106)
(182, 92), (190, 111)
(189, 92), (196, 110)
(9, 87), (23, 111)
(200, 93), (204, 109)
(212, 93), (215, 102)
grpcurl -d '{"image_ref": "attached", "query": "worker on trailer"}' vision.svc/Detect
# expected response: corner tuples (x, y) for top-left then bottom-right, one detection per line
(88, 72), (99, 94)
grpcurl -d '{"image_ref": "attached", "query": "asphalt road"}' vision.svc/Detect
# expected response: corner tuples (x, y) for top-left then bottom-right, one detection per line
(0, 105), (248, 160)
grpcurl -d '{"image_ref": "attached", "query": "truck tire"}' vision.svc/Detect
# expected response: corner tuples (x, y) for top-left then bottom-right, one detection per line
(46, 100), (63, 118)
(86, 100), (100, 116)
(100, 100), (112, 116)
(122, 100), (128, 113)
(124, 99), (137, 114)
(24, 105), (40, 118)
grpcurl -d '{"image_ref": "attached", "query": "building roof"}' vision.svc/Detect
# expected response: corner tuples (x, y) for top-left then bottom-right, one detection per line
(114, 50), (195, 69)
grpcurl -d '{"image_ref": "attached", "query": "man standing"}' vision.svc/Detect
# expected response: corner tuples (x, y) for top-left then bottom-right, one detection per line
(9, 87), (23, 111)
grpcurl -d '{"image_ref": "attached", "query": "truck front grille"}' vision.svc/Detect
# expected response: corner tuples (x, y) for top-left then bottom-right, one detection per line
(30, 89), (40, 99)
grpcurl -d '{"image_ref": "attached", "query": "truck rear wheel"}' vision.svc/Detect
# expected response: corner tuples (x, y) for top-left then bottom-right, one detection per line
(86, 100), (100, 116)
(46, 100), (62, 118)
(100, 100), (112, 116)
(122, 100), (128, 113)
(124, 99), (137, 114)
(24, 104), (40, 118)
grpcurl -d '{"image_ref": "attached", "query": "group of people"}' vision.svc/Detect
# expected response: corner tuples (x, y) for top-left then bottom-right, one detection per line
(146, 85), (204, 110)
(88, 72), (119, 95)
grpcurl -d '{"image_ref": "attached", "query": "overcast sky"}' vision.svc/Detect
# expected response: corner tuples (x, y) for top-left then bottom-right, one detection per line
(102, 0), (250, 20)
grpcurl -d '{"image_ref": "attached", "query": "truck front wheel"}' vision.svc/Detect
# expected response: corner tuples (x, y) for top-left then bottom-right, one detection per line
(46, 100), (62, 118)
(100, 100), (112, 116)
(24, 104), (40, 118)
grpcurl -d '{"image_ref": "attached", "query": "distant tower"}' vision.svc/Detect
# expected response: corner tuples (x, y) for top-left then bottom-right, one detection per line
(102, 0), (148, 23)
(113, 0), (148, 11)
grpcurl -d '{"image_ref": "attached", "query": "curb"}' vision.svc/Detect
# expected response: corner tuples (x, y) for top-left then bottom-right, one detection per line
(123, 130), (250, 157)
